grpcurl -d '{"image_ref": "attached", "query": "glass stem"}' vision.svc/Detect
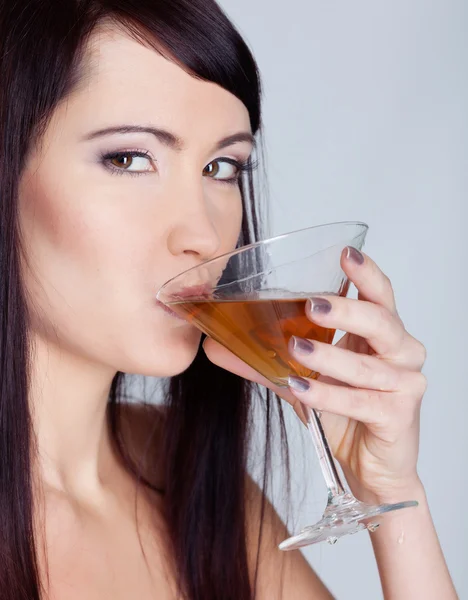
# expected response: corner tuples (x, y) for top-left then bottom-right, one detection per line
(303, 404), (347, 501)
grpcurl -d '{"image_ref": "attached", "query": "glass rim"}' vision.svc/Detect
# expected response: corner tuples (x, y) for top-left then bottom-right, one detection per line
(157, 220), (369, 295)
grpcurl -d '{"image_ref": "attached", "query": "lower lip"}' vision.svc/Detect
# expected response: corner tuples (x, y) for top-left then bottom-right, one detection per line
(156, 301), (187, 322)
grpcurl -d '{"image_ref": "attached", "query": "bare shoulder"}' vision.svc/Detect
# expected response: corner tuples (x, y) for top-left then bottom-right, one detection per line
(245, 475), (334, 600)
(114, 404), (332, 597)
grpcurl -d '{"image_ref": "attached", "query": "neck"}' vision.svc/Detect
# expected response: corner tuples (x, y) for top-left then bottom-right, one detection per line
(29, 334), (118, 498)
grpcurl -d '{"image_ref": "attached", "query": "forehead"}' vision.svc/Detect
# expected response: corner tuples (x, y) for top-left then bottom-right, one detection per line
(59, 25), (251, 139)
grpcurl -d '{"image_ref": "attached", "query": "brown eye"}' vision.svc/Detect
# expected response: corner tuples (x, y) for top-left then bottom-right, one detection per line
(203, 160), (239, 181)
(203, 162), (220, 177)
(111, 154), (134, 169)
(102, 151), (155, 175)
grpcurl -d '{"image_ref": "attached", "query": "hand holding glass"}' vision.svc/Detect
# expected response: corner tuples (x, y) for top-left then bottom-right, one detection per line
(156, 221), (417, 550)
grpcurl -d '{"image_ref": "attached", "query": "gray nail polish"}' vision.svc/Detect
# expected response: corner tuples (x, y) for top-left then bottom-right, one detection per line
(288, 375), (310, 392)
(308, 297), (332, 314)
(290, 336), (315, 355)
(346, 246), (364, 265)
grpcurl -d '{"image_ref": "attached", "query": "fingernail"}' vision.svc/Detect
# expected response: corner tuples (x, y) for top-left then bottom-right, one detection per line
(308, 297), (332, 315)
(289, 336), (315, 355)
(288, 375), (311, 392)
(346, 246), (364, 265)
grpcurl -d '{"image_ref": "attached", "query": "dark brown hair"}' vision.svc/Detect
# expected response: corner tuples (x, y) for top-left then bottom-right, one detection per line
(0, 1), (289, 598)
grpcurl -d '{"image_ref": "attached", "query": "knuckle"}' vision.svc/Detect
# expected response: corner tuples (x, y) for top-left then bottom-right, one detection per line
(402, 334), (427, 367)
(379, 271), (397, 304)
(374, 304), (393, 330)
(382, 273), (393, 293)
(397, 371), (427, 401)
(413, 339), (427, 366)
(411, 372), (428, 397)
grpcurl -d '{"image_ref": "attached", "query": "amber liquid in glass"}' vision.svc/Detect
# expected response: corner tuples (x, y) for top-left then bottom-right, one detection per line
(168, 290), (347, 387)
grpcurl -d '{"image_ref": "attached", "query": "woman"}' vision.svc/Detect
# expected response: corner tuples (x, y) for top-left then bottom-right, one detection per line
(0, 0), (457, 598)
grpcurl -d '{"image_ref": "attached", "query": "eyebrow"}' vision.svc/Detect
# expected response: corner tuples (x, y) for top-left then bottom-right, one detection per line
(81, 124), (256, 151)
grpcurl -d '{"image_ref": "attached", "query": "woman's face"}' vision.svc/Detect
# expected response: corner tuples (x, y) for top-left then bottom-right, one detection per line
(18, 27), (253, 377)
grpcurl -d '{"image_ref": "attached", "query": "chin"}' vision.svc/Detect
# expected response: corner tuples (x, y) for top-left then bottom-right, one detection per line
(124, 327), (203, 378)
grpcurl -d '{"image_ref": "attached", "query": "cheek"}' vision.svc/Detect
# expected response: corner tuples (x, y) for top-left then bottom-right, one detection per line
(212, 188), (244, 251)
(18, 166), (149, 340)
(19, 166), (143, 277)
(18, 171), (172, 372)
(20, 167), (96, 258)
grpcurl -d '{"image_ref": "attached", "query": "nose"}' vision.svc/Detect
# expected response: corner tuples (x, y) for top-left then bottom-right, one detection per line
(165, 180), (222, 262)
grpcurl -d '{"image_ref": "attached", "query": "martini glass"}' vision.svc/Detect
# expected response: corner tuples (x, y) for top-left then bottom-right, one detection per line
(156, 221), (418, 551)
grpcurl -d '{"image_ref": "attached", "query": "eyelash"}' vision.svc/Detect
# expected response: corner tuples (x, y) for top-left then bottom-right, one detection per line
(100, 149), (258, 185)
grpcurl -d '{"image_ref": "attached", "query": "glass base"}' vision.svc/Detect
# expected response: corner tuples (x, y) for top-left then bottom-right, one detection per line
(279, 492), (418, 551)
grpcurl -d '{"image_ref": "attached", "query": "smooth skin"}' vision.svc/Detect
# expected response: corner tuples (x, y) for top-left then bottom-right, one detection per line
(17, 18), (456, 600)
(20, 22), (328, 599)
(203, 247), (458, 599)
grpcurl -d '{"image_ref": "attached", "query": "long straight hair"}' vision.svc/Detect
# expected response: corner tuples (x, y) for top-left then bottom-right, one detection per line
(0, 1), (289, 598)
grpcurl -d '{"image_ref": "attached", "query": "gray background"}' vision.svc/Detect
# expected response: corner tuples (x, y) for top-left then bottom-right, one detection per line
(215, 0), (468, 598)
